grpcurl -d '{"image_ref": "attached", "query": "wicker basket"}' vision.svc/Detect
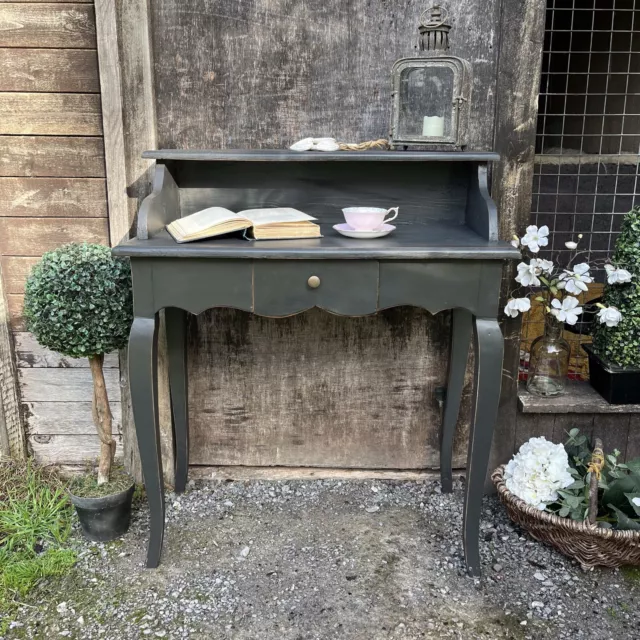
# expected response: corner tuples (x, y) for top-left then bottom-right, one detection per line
(492, 463), (640, 569)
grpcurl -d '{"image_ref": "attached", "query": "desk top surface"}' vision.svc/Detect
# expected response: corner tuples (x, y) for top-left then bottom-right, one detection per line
(142, 149), (500, 163)
(114, 221), (520, 261)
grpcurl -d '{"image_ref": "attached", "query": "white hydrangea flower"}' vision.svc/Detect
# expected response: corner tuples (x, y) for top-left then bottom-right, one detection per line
(515, 261), (541, 287)
(597, 306), (622, 327)
(550, 296), (582, 325)
(504, 297), (531, 318)
(511, 235), (520, 248)
(633, 497), (640, 507)
(559, 263), (593, 295)
(604, 264), (632, 284)
(504, 436), (574, 510)
(565, 241), (578, 250)
(521, 225), (549, 253)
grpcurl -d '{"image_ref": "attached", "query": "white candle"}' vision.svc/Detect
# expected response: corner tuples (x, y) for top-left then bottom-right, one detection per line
(422, 115), (444, 137)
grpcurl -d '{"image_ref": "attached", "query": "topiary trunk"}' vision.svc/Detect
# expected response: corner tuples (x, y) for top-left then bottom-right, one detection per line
(89, 354), (116, 485)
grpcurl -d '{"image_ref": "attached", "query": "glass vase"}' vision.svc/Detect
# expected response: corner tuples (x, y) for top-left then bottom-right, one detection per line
(526, 314), (571, 397)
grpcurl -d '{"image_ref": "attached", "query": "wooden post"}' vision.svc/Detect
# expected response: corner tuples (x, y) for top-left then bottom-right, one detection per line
(0, 258), (25, 459)
(489, 0), (547, 482)
(106, 0), (174, 485)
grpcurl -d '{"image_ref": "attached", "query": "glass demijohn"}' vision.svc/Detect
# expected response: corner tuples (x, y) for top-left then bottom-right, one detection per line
(526, 315), (571, 397)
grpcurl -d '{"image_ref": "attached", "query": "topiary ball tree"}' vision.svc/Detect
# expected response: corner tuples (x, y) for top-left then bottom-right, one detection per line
(592, 206), (640, 368)
(24, 243), (133, 485)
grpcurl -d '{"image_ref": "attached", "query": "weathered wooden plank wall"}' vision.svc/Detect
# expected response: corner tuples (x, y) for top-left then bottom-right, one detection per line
(145, 0), (502, 470)
(0, 0), (115, 465)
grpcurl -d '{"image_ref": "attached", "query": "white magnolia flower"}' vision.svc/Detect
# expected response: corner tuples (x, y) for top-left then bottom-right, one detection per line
(550, 296), (583, 325)
(565, 241), (578, 250)
(504, 297), (531, 318)
(515, 261), (541, 287)
(537, 259), (554, 274)
(597, 306), (622, 327)
(504, 436), (574, 510)
(521, 225), (549, 253)
(290, 137), (339, 152)
(560, 263), (593, 295)
(604, 264), (632, 284)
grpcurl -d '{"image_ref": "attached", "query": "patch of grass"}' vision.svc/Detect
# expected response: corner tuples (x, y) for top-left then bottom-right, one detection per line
(69, 466), (132, 498)
(1, 548), (77, 598)
(621, 566), (640, 583)
(0, 458), (77, 631)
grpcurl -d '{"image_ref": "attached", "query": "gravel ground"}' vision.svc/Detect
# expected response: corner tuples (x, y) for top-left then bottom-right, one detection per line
(3, 477), (640, 640)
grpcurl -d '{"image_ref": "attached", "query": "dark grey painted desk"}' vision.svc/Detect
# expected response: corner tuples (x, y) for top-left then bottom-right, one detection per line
(113, 149), (520, 576)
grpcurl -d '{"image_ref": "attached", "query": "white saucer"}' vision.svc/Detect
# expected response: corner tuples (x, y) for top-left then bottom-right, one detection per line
(333, 223), (395, 239)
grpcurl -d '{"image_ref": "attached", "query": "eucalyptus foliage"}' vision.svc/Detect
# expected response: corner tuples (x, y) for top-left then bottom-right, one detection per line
(592, 206), (640, 367)
(548, 429), (640, 530)
(24, 243), (133, 358)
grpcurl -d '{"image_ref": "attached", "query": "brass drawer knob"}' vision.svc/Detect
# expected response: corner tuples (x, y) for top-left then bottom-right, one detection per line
(307, 275), (321, 289)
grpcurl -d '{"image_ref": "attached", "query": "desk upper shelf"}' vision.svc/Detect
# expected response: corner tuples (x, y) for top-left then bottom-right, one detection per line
(118, 149), (514, 258)
(142, 149), (501, 163)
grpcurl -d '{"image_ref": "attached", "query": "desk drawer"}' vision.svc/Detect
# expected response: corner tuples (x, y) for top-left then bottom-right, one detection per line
(253, 260), (378, 316)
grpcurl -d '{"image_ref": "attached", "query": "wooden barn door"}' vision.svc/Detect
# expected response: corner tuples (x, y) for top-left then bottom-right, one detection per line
(117, 0), (504, 474)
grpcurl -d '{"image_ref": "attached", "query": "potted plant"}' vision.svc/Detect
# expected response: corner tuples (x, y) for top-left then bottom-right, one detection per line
(24, 243), (134, 541)
(587, 206), (640, 404)
(504, 225), (625, 397)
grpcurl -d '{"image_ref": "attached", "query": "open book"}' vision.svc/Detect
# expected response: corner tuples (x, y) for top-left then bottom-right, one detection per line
(166, 207), (321, 243)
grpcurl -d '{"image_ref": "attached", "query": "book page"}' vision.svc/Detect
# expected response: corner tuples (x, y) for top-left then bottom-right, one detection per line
(236, 207), (316, 227)
(171, 206), (243, 236)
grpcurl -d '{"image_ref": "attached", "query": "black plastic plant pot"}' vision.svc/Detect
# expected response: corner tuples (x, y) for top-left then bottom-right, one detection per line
(69, 484), (135, 542)
(583, 344), (640, 405)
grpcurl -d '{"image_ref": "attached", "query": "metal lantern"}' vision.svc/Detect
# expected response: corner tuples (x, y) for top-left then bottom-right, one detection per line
(390, 6), (472, 149)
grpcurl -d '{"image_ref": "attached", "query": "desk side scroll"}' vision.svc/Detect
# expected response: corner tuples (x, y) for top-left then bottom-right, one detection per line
(137, 164), (180, 240)
(465, 164), (498, 242)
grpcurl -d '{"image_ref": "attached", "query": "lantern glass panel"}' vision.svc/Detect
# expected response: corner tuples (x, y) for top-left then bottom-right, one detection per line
(397, 65), (454, 140)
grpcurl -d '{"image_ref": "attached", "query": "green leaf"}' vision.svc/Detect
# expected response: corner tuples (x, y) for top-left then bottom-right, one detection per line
(624, 493), (640, 517)
(626, 458), (640, 475)
(603, 475), (640, 514)
(608, 504), (640, 531)
(558, 506), (570, 518)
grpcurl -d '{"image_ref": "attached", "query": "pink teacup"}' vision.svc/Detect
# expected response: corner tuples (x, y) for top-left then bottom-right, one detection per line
(342, 207), (399, 231)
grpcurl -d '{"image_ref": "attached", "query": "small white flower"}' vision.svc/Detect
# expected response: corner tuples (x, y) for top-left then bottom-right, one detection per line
(550, 296), (583, 325)
(504, 437), (574, 510)
(597, 306), (622, 327)
(504, 297), (531, 318)
(561, 263), (593, 295)
(511, 235), (520, 248)
(515, 261), (541, 287)
(565, 241), (578, 250)
(633, 497), (640, 507)
(521, 225), (549, 253)
(604, 264), (632, 284)
(537, 259), (554, 274)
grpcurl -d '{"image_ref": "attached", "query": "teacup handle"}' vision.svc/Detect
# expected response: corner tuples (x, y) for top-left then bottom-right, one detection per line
(383, 207), (399, 224)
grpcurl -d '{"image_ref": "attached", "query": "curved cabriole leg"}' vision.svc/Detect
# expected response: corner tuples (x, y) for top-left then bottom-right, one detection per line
(441, 308), (472, 493)
(129, 315), (164, 568)
(464, 317), (503, 577)
(166, 308), (189, 494)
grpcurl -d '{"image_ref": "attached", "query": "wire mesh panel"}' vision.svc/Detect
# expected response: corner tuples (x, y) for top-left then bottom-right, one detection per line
(522, 0), (640, 381)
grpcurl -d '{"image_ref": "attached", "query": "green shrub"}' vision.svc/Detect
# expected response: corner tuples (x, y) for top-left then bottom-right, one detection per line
(592, 207), (640, 367)
(24, 243), (133, 358)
